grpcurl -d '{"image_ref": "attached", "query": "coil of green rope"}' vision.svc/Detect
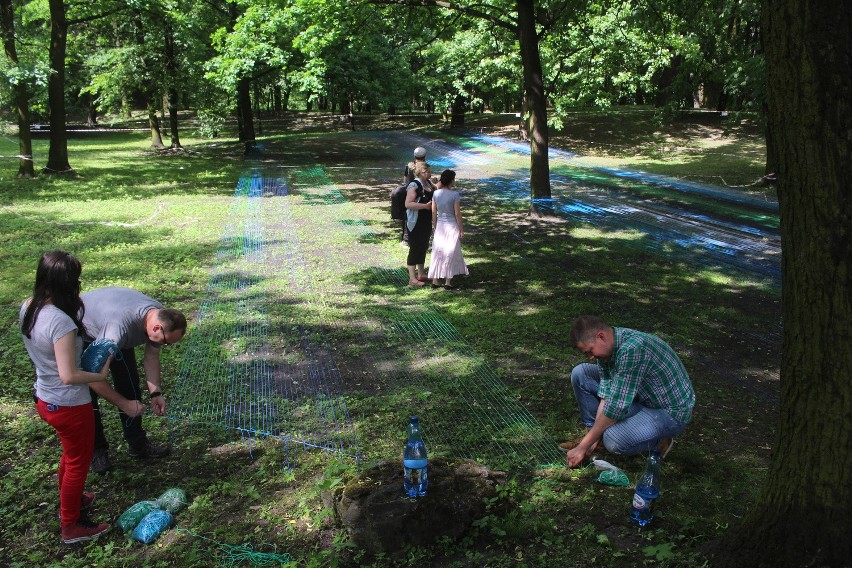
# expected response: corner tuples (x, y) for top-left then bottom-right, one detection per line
(175, 527), (291, 566)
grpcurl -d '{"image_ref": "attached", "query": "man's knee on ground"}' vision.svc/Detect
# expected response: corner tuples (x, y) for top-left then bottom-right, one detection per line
(570, 364), (586, 388)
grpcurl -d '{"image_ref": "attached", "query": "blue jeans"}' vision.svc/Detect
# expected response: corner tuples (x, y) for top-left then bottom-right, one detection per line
(571, 363), (688, 455)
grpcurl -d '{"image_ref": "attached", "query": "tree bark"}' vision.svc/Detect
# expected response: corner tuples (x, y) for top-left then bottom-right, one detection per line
(148, 103), (165, 149)
(450, 93), (465, 127)
(236, 76), (256, 152)
(517, 0), (550, 198)
(44, 0), (72, 174)
(714, 1), (851, 565)
(1, 0), (35, 177)
(167, 88), (181, 148)
(85, 93), (98, 126)
(163, 21), (181, 149)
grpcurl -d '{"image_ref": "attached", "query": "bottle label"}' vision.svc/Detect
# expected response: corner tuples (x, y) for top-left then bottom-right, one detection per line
(632, 493), (647, 509)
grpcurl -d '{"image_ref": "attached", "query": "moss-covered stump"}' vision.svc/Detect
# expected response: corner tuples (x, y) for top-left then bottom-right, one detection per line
(329, 457), (506, 554)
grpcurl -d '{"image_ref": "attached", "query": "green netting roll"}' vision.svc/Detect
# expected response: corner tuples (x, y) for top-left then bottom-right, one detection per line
(117, 500), (160, 532)
(156, 487), (188, 513)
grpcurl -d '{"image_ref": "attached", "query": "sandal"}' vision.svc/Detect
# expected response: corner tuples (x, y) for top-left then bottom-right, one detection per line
(444, 284), (459, 291)
(408, 280), (425, 287)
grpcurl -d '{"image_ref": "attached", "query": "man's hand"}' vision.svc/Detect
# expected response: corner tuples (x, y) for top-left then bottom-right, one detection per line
(566, 444), (590, 468)
(150, 395), (166, 416)
(120, 399), (145, 418)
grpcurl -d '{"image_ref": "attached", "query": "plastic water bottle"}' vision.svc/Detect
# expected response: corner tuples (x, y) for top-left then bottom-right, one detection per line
(630, 450), (661, 526)
(403, 416), (428, 498)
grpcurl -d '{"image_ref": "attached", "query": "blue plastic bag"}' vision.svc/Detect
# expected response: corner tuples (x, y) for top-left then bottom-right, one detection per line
(131, 509), (173, 544)
(81, 338), (120, 372)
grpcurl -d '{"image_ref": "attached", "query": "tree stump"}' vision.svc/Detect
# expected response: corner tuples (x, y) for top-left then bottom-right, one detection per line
(328, 457), (506, 554)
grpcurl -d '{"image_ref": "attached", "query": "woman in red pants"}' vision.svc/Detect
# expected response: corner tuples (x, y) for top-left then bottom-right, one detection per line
(19, 251), (141, 543)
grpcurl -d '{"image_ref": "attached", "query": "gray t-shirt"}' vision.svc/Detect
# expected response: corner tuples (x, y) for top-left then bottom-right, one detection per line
(433, 188), (461, 225)
(20, 301), (91, 406)
(81, 287), (162, 349)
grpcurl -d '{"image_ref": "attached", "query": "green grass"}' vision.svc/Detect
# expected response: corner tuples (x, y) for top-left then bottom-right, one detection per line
(0, 110), (778, 567)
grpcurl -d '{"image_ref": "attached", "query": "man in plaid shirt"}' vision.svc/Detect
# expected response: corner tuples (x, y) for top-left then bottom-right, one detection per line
(563, 315), (696, 467)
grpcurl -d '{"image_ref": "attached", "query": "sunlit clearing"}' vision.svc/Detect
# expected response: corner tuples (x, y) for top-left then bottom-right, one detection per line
(570, 226), (644, 241)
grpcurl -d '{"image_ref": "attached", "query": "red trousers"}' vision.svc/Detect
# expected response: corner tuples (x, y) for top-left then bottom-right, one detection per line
(36, 398), (95, 526)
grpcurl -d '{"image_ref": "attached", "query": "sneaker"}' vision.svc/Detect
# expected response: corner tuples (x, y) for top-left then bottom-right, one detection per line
(61, 518), (110, 544)
(658, 437), (674, 459)
(128, 440), (170, 459)
(91, 448), (112, 474)
(400, 240), (409, 247)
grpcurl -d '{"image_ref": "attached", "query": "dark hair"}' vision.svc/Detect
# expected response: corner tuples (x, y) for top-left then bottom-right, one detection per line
(569, 315), (608, 345)
(440, 169), (456, 186)
(21, 250), (86, 339)
(157, 308), (188, 333)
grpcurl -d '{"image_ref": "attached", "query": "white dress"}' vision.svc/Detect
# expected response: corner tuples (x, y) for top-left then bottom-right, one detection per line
(428, 189), (469, 280)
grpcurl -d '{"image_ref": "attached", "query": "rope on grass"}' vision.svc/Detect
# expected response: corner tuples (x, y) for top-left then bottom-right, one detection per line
(175, 527), (291, 567)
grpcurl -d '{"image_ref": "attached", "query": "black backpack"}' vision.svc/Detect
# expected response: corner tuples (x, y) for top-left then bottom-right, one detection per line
(391, 179), (422, 220)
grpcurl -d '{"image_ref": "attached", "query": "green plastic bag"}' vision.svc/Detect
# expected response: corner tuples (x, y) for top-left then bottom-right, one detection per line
(117, 500), (159, 532)
(156, 487), (187, 513)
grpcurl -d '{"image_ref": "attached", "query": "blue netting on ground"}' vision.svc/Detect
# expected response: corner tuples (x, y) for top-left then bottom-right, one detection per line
(166, 130), (779, 469)
(168, 168), (360, 463)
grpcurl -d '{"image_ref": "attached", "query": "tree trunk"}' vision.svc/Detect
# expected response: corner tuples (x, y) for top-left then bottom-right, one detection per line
(167, 88), (181, 148)
(236, 76), (256, 152)
(253, 83), (262, 135)
(518, 90), (529, 141)
(85, 93), (98, 126)
(763, 102), (778, 185)
(517, 0), (550, 198)
(274, 85), (282, 112)
(714, 1), (852, 565)
(450, 93), (465, 126)
(148, 103), (164, 149)
(653, 55), (683, 108)
(1, 0), (35, 178)
(44, 0), (71, 174)
(163, 21), (181, 149)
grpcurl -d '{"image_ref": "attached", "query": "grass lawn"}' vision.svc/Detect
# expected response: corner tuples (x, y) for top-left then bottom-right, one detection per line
(0, 108), (776, 567)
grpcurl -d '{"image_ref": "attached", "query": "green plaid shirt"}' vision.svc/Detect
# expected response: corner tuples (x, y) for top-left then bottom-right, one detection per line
(597, 328), (695, 423)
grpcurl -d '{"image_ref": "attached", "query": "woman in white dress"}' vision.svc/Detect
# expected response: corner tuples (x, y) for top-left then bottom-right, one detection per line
(428, 170), (469, 289)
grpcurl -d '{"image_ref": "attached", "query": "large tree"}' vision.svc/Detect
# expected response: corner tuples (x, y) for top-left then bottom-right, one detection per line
(714, 1), (851, 566)
(1, 0), (35, 177)
(44, 0), (71, 174)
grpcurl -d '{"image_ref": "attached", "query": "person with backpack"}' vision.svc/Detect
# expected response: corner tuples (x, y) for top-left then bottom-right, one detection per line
(405, 161), (435, 286)
(399, 146), (427, 246)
